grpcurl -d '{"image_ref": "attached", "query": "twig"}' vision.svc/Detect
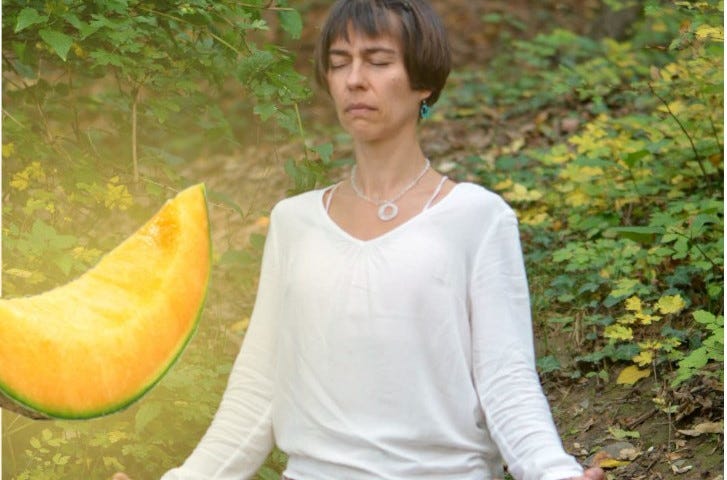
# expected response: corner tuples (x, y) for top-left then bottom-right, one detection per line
(131, 87), (141, 184)
(643, 454), (660, 474)
(2, 109), (26, 129)
(708, 116), (723, 155)
(294, 102), (309, 161)
(666, 227), (720, 270)
(625, 407), (658, 429)
(648, 82), (711, 185)
(140, 176), (253, 219)
(136, 5), (251, 55)
(231, 0), (295, 11)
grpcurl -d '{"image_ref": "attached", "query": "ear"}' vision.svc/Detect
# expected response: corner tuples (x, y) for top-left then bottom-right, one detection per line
(418, 89), (433, 103)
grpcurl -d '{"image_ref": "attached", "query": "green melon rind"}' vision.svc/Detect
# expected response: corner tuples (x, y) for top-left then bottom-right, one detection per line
(0, 184), (212, 420)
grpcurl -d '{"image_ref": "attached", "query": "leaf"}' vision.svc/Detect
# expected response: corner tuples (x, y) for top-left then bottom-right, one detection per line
(249, 233), (266, 250)
(693, 310), (722, 326)
(312, 143), (334, 163)
(622, 149), (649, 168)
(536, 355), (562, 374)
(677, 421), (723, 436)
(608, 226), (663, 244)
(604, 324), (634, 341)
(609, 426), (641, 439)
(656, 294), (687, 315)
(695, 25), (724, 41)
(89, 50), (125, 67)
(609, 278), (643, 299)
(39, 29), (74, 61)
(278, 9), (303, 40)
(625, 296), (642, 312)
(254, 103), (277, 120)
(599, 458), (631, 468)
(257, 466), (281, 480)
(616, 365), (650, 385)
(592, 450), (631, 469)
(52, 453), (70, 465)
(632, 350), (653, 367)
(135, 402), (162, 434)
(102, 456), (124, 470)
(15, 8), (49, 33)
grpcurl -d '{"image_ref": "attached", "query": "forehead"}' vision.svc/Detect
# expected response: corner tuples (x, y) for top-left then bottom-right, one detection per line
(328, 28), (402, 54)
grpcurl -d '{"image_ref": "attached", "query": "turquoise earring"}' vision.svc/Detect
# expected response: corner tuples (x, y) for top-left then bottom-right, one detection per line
(420, 101), (432, 120)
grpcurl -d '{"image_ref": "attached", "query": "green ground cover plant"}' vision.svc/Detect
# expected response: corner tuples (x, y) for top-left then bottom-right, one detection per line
(448, 0), (723, 391)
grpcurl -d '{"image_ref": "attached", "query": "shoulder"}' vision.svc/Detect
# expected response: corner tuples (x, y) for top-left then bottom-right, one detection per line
(269, 187), (325, 222)
(448, 182), (516, 220)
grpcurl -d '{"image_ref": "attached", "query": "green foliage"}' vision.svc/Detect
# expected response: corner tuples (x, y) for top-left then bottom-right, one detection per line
(2, 1), (308, 478)
(450, 1), (723, 387)
(672, 310), (724, 386)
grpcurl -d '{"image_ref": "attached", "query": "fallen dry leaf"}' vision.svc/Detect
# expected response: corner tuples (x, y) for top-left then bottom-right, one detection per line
(667, 451), (684, 462)
(616, 365), (650, 385)
(671, 461), (694, 474)
(591, 450), (631, 469)
(599, 458), (631, 469)
(619, 447), (641, 461)
(678, 421), (723, 437)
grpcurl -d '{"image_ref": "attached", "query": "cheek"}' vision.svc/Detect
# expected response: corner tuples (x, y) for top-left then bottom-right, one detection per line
(328, 87), (347, 112)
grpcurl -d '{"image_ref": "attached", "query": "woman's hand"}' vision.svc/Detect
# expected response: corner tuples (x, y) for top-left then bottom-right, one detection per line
(569, 467), (605, 479)
(112, 473), (132, 480)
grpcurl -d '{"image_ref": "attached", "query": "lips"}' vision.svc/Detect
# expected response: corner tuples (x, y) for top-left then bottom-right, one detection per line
(345, 103), (376, 114)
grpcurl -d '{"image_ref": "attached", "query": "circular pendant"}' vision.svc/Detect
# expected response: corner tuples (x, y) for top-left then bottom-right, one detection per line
(377, 202), (398, 221)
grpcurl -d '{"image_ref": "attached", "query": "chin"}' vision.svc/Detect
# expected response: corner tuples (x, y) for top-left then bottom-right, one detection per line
(343, 123), (382, 142)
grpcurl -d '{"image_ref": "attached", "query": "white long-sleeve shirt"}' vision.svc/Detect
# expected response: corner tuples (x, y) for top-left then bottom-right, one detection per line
(162, 182), (584, 480)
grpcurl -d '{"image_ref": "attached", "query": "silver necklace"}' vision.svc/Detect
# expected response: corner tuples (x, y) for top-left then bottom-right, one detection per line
(350, 158), (431, 221)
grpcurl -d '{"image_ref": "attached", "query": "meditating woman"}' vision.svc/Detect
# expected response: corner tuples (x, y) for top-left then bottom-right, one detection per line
(116, 1), (605, 479)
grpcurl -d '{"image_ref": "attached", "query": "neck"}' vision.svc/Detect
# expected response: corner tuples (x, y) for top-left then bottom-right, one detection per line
(352, 134), (428, 199)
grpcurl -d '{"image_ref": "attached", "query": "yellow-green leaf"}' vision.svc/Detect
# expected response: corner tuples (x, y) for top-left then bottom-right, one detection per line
(625, 296), (642, 312)
(609, 426), (641, 440)
(656, 294), (686, 315)
(636, 312), (660, 325)
(599, 458), (631, 468)
(604, 324), (634, 341)
(632, 350), (653, 367)
(696, 25), (724, 41)
(616, 365), (650, 385)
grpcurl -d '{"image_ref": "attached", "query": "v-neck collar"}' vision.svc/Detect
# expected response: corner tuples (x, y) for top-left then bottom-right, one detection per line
(318, 182), (466, 245)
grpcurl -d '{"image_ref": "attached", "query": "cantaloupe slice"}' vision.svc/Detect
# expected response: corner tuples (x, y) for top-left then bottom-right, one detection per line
(0, 183), (211, 419)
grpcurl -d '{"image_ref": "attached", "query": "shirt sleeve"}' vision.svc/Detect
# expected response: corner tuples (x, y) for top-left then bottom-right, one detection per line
(161, 208), (282, 480)
(470, 208), (584, 480)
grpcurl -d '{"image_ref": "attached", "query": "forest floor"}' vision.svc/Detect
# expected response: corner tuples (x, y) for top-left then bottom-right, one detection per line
(186, 1), (723, 479)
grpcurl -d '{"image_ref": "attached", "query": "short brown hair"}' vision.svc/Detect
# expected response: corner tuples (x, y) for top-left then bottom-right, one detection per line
(314, 0), (452, 106)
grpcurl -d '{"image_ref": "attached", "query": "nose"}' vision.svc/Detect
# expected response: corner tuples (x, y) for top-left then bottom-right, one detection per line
(345, 60), (366, 90)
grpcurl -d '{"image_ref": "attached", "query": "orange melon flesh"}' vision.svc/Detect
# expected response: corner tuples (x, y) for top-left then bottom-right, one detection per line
(0, 184), (211, 419)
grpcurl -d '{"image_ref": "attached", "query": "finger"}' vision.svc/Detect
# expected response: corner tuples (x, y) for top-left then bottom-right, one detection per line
(584, 467), (605, 479)
(112, 473), (131, 480)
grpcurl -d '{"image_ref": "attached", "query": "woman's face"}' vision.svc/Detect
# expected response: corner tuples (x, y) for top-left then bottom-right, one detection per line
(326, 25), (431, 143)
